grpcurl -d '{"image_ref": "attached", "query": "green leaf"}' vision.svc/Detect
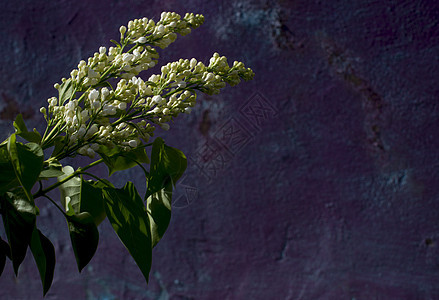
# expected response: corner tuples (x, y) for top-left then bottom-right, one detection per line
(57, 166), (81, 215)
(17, 142), (44, 193)
(110, 39), (121, 48)
(13, 114), (42, 144)
(146, 184), (172, 248)
(0, 237), (11, 276)
(145, 137), (187, 199)
(103, 182), (152, 283)
(0, 251), (4, 277)
(0, 145), (19, 193)
(99, 145), (149, 176)
(58, 169), (102, 271)
(58, 168), (108, 226)
(7, 134), (20, 183)
(7, 135), (44, 197)
(143, 138), (187, 246)
(57, 78), (75, 105)
(39, 159), (64, 179)
(67, 212), (99, 272)
(39, 167), (65, 179)
(29, 228), (56, 296)
(80, 180), (107, 226)
(1, 189), (37, 275)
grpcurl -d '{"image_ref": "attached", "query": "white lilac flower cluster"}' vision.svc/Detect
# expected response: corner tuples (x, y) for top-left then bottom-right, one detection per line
(44, 79), (158, 158)
(41, 12), (254, 159)
(68, 12), (204, 88)
(125, 12), (204, 48)
(152, 52), (255, 96)
(70, 44), (159, 86)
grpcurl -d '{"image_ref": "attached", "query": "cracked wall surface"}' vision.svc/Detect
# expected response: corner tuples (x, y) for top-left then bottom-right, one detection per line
(1, 0), (439, 299)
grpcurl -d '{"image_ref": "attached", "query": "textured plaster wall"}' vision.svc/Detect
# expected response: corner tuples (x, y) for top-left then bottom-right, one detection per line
(1, 0), (439, 299)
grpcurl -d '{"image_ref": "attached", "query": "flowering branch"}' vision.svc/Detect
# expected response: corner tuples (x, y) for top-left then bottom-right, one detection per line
(0, 11), (254, 296)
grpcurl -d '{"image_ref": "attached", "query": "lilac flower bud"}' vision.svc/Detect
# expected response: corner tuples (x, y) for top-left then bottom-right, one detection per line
(81, 110), (89, 122)
(156, 24), (165, 34)
(118, 102), (127, 110)
(77, 126), (86, 138)
(152, 95), (162, 103)
(88, 89), (99, 101)
(101, 87), (110, 99)
(86, 148), (96, 158)
(123, 53), (134, 63)
(134, 37), (147, 44)
(128, 140), (137, 148)
(160, 123), (170, 131)
(88, 68), (99, 78)
(66, 101), (76, 111)
(190, 58), (197, 69)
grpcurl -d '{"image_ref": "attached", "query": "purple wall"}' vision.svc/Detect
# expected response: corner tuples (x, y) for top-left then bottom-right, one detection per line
(1, 0), (439, 299)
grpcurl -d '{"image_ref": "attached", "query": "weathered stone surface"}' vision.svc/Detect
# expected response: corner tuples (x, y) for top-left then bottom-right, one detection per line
(1, 0), (439, 298)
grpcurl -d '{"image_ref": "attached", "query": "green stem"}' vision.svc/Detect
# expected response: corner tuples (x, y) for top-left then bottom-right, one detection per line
(33, 158), (104, 198)
(41, 122), (66, 149)
(41, 120), (52, 145)
(126, 44), (139, 54)
(78, 171), (113, 187)
(99, 66), (116, 84)
(76, 87), (90, 105)
(131, 159), (149, 178)
(41, 194), (67, 216)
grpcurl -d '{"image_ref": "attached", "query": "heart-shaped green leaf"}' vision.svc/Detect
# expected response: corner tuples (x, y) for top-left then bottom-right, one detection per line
(67, 212), (99, 272)
(146, 184), (172, 248)
(58, 168), (108, 226)
(99, 145), (149, 176)
(145, 137), (187, 199)
(57, 165), (82, 215)
(103, 182), (152, 283)
(80, 180), (108, 226)
(29, 228), (56, 296)
(13, 114), (42, 144)
(7, 134), (44, 198)
(57, 78), (75, 105)
(39, 159), (65, 179)
(1, 188), (37, 275)
(0, 144), (19, 194)
(0, 237), (11, 276)
(39, 167), (65, 179)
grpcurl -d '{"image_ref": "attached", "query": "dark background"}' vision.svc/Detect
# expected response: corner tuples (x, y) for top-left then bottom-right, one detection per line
(1, 0), (439, 299)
